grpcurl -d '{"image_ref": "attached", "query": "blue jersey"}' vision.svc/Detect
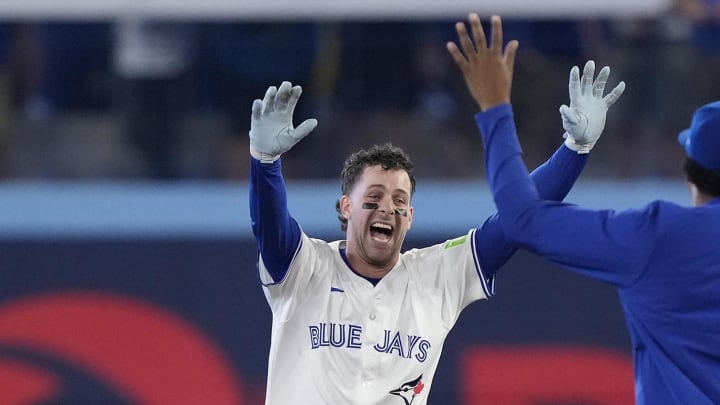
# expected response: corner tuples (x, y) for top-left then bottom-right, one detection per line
(477, 103), (720, 405)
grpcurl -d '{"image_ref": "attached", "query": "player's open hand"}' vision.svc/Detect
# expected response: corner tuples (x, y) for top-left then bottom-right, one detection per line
(249, 81), (318, 163)
(560, 61), (626, 153)
(446, 14), (519, 111)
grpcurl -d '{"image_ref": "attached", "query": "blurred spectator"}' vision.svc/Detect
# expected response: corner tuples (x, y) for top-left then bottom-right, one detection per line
(0, 23), (43, 176)
(113, 20), (197, 178)
(411, 21), (460, 125)
(670, 0), (720, 114)
(335, 22), (417, 111)
(0, 23), (16, 176)
(36, 23), (112, 114)
(600, 18), (670, 177)
(503, 19), (612, 170)
(0, 16), (716, 182)
(195, 22), (319, 179)
(598, 0), (720, 177)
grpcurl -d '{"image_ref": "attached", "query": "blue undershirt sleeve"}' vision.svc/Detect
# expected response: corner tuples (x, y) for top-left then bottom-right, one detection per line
(249, 157), (302, 283)
(473, 111), (589, 279)
(476, 103), (655, 287)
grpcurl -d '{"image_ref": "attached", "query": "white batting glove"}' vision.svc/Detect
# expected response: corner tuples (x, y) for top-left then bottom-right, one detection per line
(560, 60), (625, 154)
(249, 81), (318, 163)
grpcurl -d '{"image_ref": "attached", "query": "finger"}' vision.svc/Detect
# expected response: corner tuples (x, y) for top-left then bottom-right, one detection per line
(446, 41), (468, 67)
(455, 21), (477, 60)
(593, 66), (610, 98)
(568, 65), (580, 101)
(468, 13), (486, 52)
(251, 99), (263, 121)
(293, 118), (318, 141)
(286, 85), (303, 115)
(559, 105), (579, 124)
(581, 60), (595, 96)
(275, 81), (293, 112)
(490, 15), (503, 53)
(603, 81), (626, 108)
(504, 40), (519, 75)
(262, 86), (278, 115)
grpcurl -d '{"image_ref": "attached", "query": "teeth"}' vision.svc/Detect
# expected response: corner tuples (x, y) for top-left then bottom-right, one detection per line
(372, 223), (392, 230)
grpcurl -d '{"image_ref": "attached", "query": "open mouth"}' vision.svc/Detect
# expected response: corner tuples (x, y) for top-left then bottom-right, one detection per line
(370, 222), (394, 242)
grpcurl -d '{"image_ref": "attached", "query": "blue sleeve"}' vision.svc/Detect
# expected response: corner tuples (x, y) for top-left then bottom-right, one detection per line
(473, 113), (589, 278)
(476, 103), (657, 287)
(249, 157), (302, 283)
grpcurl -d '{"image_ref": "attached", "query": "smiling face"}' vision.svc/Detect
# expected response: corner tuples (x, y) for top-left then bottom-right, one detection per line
(339, 165), (414, 278)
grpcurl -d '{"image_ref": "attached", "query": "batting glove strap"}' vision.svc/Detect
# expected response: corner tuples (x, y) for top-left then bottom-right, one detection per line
(563, 132), (594, 154)
(250, 144), (281, 163)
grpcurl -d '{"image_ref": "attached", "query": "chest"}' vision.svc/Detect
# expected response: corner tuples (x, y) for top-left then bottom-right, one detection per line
(296, 268), (448, 365)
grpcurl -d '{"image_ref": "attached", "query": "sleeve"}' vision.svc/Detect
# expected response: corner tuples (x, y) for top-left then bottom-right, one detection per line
(260, 233), (322, 320)
(473, 114), (589, 279)
(476, 103), (658, 287)
(249, 157), (302, 284)
(408, 228), (494, 323)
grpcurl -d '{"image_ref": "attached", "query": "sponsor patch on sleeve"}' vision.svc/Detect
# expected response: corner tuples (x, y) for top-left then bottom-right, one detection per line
(443, 235), (467, 249)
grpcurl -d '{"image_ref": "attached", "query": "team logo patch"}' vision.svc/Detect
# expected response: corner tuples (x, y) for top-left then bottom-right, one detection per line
(389, 374), (424, 405)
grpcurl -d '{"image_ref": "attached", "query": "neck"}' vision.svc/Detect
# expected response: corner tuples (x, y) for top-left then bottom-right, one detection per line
(344, 249), (398, 279)
(694, 193), (715, 206)
(690, 182), (715, 206)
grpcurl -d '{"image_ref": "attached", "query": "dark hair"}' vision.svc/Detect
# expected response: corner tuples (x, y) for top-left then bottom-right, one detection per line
(335, 143), (416, 231)
(683, 157), (720, 197)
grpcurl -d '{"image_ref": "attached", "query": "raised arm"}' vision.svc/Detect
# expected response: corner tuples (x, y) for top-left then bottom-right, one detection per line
(450, 14), (650, 287)
(249, 81), (317, 283)
(474, 144), (585, 276)
(447, 14), (625, 277)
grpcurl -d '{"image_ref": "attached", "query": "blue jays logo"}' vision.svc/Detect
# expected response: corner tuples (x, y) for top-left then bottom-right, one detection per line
(389, 374), (424, 404)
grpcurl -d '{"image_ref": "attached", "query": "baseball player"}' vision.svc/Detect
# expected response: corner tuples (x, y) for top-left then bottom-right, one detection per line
(248, 58), (623, 402)
(452, 13), (720, 405)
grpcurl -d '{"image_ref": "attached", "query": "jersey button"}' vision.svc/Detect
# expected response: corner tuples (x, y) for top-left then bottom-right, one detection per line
(369, 313), (376, 320)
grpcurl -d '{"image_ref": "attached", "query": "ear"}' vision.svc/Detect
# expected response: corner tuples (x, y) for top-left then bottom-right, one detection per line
(339, 195), (352, 220)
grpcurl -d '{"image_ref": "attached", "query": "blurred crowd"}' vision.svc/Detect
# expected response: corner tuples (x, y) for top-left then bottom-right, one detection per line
(0, 0), (719, 181)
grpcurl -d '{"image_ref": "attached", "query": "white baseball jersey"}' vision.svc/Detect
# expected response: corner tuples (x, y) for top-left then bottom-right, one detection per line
(258, 228), (494, 405)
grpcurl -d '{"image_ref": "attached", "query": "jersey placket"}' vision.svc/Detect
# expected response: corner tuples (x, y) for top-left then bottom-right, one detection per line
(357, 282), (386, 395)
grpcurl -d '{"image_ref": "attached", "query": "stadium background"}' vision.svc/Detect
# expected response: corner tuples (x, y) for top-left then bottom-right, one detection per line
(0, 0), (714, 403)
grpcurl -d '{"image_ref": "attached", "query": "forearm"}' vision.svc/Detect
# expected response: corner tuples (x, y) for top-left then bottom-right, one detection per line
(471, 105), (542, 277)
(478, 104), (539, 216)
(531, 143), (588, 199)
(473, 111), (588, 276)
(475, 103), (652, 286)
(250, 157), (302, 282)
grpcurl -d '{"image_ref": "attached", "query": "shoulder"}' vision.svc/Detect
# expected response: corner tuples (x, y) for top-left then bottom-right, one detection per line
(620, 200), (698, 240)
(400, 231), (476, 267)
(612, 199), (686, 219)
(637, 199), (693, 221)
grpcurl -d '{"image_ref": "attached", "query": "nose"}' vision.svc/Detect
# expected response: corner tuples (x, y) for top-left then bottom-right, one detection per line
(377, 199), (395, 215)
(378, 206), (395, 215)
(378, 203), (408, 217)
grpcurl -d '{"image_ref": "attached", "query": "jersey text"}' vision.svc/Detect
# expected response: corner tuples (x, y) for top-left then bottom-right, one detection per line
(373, 329), (431, 362)
(309, 323), (363, 349)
